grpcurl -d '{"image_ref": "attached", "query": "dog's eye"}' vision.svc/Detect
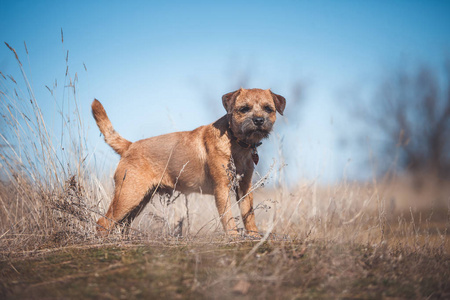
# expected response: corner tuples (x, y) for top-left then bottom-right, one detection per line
(264, 106), (274, 113)
(239, 106), (250, 113)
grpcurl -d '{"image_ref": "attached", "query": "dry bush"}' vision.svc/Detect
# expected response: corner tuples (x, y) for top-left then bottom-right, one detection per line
(0, 41), (100, 253)
(350, 62), (450, 179)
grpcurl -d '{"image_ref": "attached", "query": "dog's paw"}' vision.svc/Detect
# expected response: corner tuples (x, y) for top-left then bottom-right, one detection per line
(227, 229), (241, 237)
(245, 230), (262, 240)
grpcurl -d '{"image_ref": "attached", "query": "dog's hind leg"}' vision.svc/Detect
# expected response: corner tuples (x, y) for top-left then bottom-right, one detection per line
(96, 167), (163, 234)
(119, 192), (154, 234)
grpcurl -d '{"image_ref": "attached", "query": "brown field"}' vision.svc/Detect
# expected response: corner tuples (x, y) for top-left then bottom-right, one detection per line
(1, 174), (449, 299)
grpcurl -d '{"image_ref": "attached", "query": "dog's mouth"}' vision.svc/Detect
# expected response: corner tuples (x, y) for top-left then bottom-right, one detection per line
(247, 128), (270, 138)
(230, 118), (273, 144)
(241, 127), (272, 143)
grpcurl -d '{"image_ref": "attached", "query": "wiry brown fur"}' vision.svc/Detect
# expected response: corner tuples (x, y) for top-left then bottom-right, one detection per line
(93, 88), (286, 236)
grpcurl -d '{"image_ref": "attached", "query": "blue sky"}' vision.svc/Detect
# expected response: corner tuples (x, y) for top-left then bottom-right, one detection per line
(1, 1), (450, 183)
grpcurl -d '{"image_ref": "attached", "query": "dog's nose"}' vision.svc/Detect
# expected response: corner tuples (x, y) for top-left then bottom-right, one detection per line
(253, 117), (264, 126)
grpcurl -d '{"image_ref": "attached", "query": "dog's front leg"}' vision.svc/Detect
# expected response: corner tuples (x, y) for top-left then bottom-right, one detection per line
(238, 176), (260, 237)
(214, 185), (239, 236)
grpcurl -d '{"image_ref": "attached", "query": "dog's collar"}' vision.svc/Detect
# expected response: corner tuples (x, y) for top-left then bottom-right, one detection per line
(227, 128), (262, 165)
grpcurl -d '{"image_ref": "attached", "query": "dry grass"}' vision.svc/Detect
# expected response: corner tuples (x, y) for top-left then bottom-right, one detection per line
(1, 41), (449, 299)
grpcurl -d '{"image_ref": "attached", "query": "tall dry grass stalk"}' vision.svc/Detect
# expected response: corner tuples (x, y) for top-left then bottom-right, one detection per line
(0, 39), (101, 253)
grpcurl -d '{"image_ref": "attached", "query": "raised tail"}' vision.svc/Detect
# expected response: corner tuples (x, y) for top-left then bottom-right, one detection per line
(91, 99), (132, 156)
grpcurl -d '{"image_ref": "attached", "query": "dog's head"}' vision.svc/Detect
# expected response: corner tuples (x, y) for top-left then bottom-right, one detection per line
(222, 88), (286, 144)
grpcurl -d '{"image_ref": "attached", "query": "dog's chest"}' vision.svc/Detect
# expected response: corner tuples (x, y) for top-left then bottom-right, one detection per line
(233, 153), (254, 176)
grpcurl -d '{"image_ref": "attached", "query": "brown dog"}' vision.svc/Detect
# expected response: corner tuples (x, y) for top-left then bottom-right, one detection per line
(92, 88), (285, 236)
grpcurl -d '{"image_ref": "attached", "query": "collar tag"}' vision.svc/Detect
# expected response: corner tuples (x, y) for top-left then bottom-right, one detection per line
(251, 148), (259, 165)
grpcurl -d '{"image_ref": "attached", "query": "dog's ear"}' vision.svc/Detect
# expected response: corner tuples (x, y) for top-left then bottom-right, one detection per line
(270, 91), (286, 115)
(222, 88), (242, 113)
